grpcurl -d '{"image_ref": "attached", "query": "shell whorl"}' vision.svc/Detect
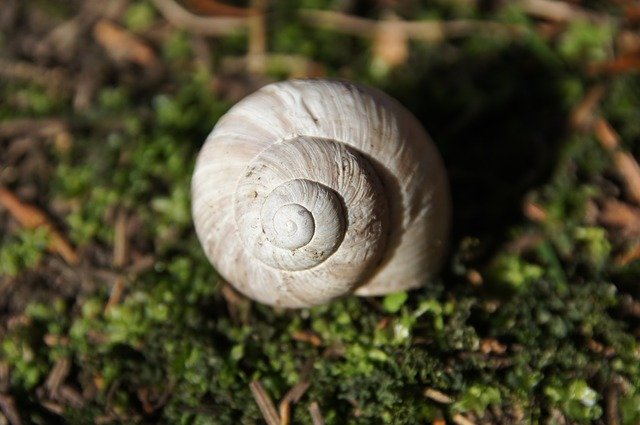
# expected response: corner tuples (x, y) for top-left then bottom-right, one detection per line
(234, 136), (387, 275)
(192, 79), (451, 308)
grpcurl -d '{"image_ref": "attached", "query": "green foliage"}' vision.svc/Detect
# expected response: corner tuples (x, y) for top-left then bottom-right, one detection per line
(0, 228), (49, 277)
(383, 291), (408, 313)
(558, 20), (613, 63)
(123, 0), (156, 32)
(544, 379), (602, 421)
(453, 384), (502, 415)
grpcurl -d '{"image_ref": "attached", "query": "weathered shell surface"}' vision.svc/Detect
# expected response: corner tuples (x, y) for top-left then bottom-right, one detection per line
(192, 79), (450, 308)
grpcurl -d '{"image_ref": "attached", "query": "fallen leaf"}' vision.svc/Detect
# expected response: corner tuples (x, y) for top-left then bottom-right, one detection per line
(93, 20), (157, 67)
(481, 338), (508, 355)
(292, 330), (322, 347)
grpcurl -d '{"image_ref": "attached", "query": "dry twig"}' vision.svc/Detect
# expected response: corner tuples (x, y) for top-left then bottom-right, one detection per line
(308, 401), (325, 425)
(569, 85), (606, 130)
(452, 413), (476, 425)
(113, 210), (128, 268)
(598, 199), (640, 237)
(44, 358), (71, 398)
(594, 119), (640, 205)
(0, 394), (21, 425)
(606, 379), (621, 425)
(299, 9), (525, 42)
(278, 381), (310, 425)
(520, 0), (610, 23)
(247, 0), (267, 74)
(249, 381), (280, 425)
(0, 59), (70, 93)
(152, 0), (249, 36)
(423, 388), (453, 404)
(0, 118), (69, 140)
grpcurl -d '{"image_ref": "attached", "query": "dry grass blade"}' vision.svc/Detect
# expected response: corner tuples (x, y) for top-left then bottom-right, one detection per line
(299, 9), (376, 37)
(0, 118), (69, 140)
(615, 244), (640, 266)
(0, 394), (21, 425)
(423, 388), (453, 404)
(605, 380), (620, 425)
(0, 187), (79, 265)
(247, 0), (266, 74)
(598, 199), (640, 237)
(594, 119), (640, 205)
(0, 59), (71, 93)
(152, 0), (249, 36)
(44, 358), (71, 398)
(452, 413), (476, 425)
(403, 19), (525, 41)
(105, 277), (126, 313)
(291, 330), (322, 347)
(569, 85), (606, 129)
(220, 283), (251, 324)
(0, 362), (8, 393)
(521, 0), (609, 23)
(308, 401), (325, 425)
(278, 380), (310, 425)
(249, 381), (280, 425)
(59, 385), (85, 408)
(113, 210), (128, 268)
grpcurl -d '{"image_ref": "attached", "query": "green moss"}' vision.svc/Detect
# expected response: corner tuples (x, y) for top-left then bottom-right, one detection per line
(0, 228), (49, 277)
(2, 2), (640, 423)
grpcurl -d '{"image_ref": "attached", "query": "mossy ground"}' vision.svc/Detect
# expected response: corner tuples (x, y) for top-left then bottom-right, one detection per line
(1, 1), (640, 424)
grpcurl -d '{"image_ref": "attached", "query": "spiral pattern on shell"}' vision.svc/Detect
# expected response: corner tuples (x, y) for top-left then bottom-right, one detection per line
(192, 79), (450, 307)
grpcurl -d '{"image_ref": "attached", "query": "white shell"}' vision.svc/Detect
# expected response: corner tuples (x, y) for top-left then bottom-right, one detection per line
(192, 79), (450, 308)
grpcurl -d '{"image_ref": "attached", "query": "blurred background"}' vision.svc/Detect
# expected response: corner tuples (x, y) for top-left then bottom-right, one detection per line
(1, 0), (640, 423)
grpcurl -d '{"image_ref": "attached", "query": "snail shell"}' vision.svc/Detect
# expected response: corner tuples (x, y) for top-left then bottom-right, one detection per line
(192, 79), (450, 308)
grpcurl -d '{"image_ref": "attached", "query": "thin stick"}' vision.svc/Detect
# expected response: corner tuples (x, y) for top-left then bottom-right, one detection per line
(249, 381), (280, 425)
(0, 118), (68, 140)
(0, 394), (21, 425)
(594, 118), (640, 205)
(0, 59), (70, 93)
(452, 413), (476, 425)
(520, 0), (611, 24)
(113, 210), (128, 268)
(299, 9), (526, 41)
(278, 380), (310, 425)
(152, 0), (249, 36)
(299, 9), (375, 37)
(247, 0), (267, 74)
(308, 401), (325, 425)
